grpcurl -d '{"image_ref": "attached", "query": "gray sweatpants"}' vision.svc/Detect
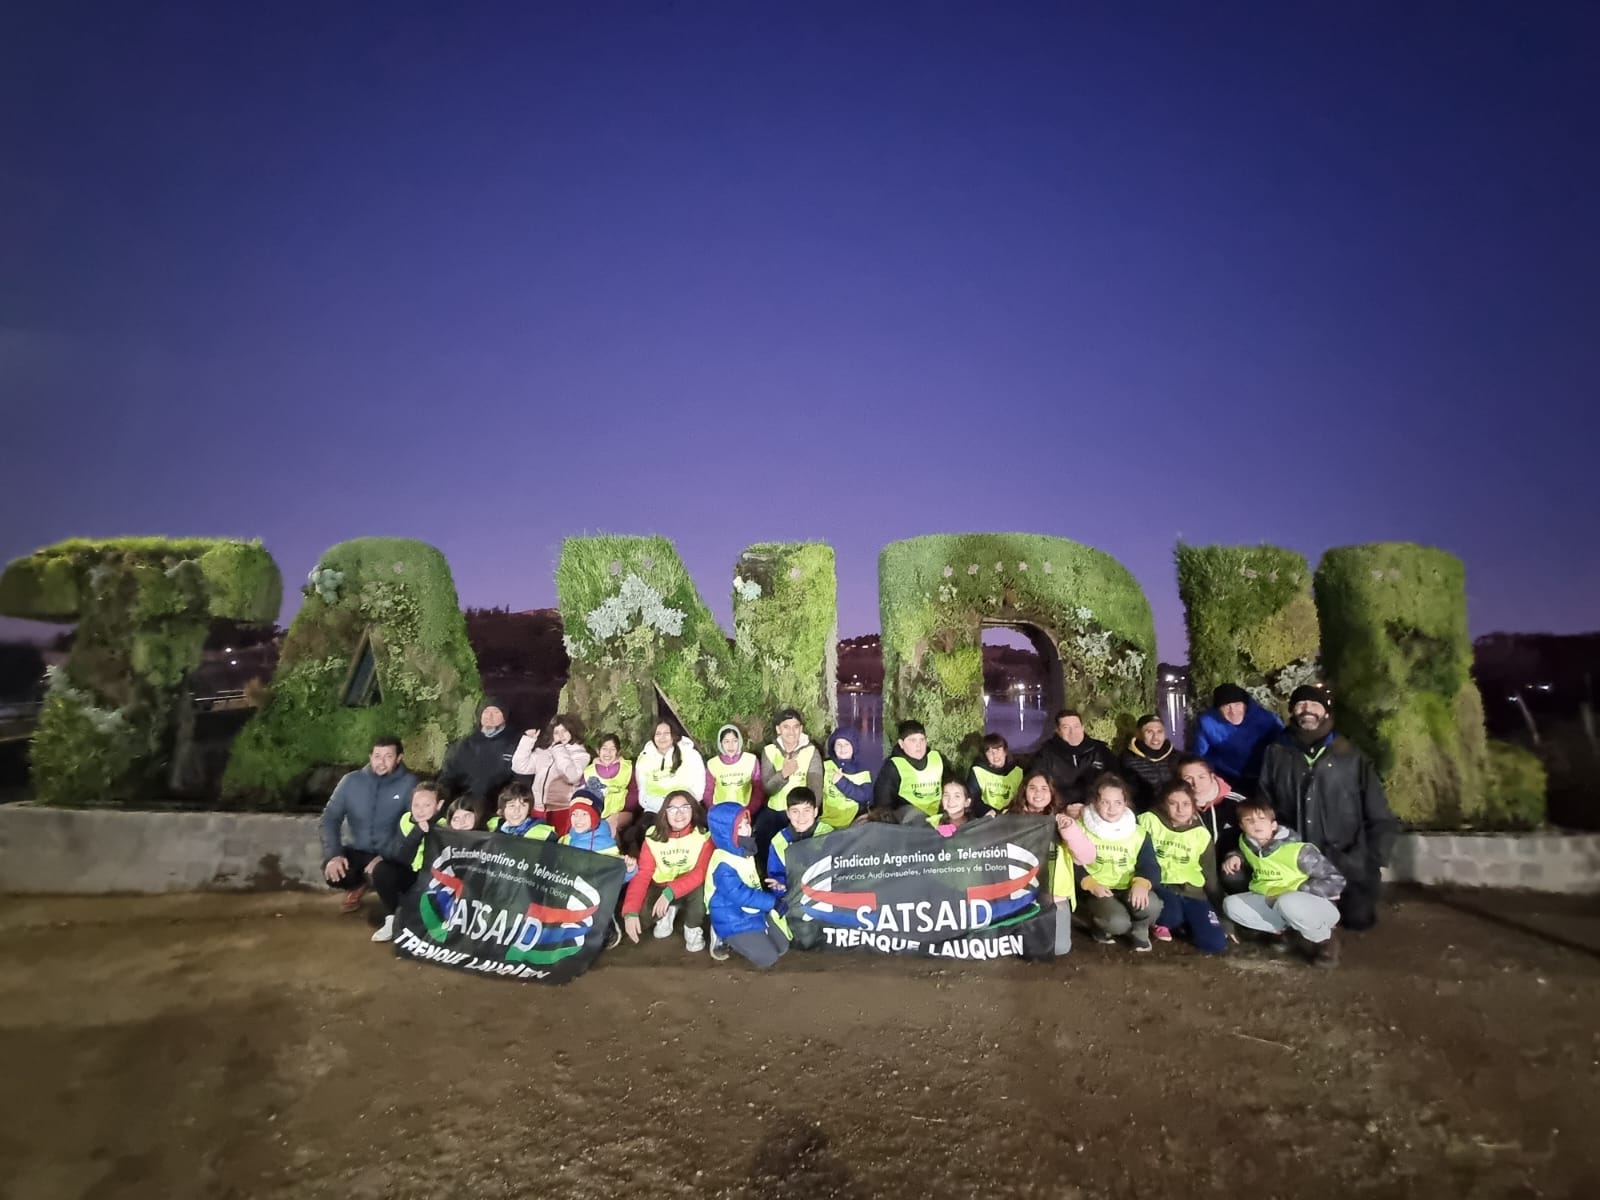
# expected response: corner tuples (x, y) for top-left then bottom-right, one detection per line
(723, 914), (790, 969)
(1223, 891), (1340, 944)
(1083, 889), (1163, 937)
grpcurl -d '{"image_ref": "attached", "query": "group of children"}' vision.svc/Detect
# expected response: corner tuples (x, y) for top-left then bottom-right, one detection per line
(367, 717), (1347, 969)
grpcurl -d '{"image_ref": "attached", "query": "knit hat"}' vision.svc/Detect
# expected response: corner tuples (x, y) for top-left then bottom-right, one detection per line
(566, 784), (604, 831)
(1289, 685), (1331, 712)
(1212, 683), (1250, 708)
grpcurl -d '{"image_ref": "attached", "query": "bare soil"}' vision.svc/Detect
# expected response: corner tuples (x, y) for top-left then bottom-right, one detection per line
(2, 888), (1597, 1200)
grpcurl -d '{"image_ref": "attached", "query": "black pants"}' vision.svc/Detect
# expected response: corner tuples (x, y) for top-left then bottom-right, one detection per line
(326, 846), (381, 890)
(1338, 864), (1381, 931)
(371, 860), (418, 915)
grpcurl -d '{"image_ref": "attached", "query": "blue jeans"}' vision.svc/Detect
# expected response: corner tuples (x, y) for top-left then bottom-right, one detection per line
(1155, 886), (1227, 954)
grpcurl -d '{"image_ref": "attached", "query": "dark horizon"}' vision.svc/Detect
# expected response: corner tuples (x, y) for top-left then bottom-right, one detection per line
(5, 4), (1597, 658)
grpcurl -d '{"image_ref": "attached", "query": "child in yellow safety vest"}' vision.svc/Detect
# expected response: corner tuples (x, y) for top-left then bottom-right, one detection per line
(1220, 798), (1345, 967)
(705, 802), (789, 969)
(821, 729), (873, 829)
(966, 734), (1023, 815)
(489, 781), (555, 840)
(703, 724), (765, 812)
(621, 789), (713, 953)
(1138, 779), (1227, 954)
(371, 778), (443, 945)
(1076, 773), (1165, 951)
(1008, 771), (1096, 954)
(764, 788), (833, 904)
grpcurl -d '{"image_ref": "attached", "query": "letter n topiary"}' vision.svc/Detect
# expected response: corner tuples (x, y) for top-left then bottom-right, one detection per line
(1176, 543), (1320, 715)
(0, 538), (281, 806)
(879, 534), (1155, 756)
(556, 536), (837, 748)
(222, 538), (482, 803)
(1314, 543), (1503, 825)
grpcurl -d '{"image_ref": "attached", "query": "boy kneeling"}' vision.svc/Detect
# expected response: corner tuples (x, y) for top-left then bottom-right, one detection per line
(1221, 798), (1345, 967)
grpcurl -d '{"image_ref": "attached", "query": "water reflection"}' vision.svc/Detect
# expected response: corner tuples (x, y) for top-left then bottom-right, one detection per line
(833, 691), (1051, 773)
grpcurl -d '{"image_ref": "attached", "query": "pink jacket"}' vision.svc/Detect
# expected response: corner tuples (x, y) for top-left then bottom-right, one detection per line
(512, 736), (592, 812)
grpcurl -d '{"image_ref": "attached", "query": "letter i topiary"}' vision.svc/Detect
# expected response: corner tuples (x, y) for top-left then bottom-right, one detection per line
(0, 538), (282, 806)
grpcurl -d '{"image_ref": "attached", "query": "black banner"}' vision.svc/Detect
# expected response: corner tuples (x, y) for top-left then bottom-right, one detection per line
(393, 829), (626, 983)
(782, 816), (1057, 961)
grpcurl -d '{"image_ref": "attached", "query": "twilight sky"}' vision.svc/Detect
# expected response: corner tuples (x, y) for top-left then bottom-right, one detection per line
(3, 2), (1597, 657)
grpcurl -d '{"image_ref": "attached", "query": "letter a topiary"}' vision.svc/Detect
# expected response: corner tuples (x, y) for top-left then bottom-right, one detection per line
(556, 535), (837, 748)
(1176, 543), (1320, 715)
(222, 538), (482, 803)
(1314, 543), (1497, 825)
(0, 537), (281, 806)
(879, 534), (1155, 757)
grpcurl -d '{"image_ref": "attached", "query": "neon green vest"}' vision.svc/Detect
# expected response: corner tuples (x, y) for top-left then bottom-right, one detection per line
(648, 829), (710, 882)
(638, 749), (700, 814)
(560, 833), (620, 857)
(1049, 843), (1078, 911)
(971, 764), (1022, 811)
(896, 751), (945, 817)
(705, 846), (789, 938)
(1081, 820), (1147, 890)
(763, 742), (818, 812)
(1136, 811), (1210, 889)
(706, 752), (757, 808)
(822, 760), (870, 829)
(771, 822), (834, 872)
(488, 816), (553, 840)
(400, 812), (431, 870)
(1241, 838), (1309, 898)
(587, 760), (632, 819)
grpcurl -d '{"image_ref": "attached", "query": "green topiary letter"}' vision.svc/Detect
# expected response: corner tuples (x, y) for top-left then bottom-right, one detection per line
(1176, 542), (1320, 715)
(555, 536), (837, 747)
(0, 538), (281, 806)
(879, 534), (1155, 756)
(1314, 543), (1495, 824)
(222, 538), (482, 803)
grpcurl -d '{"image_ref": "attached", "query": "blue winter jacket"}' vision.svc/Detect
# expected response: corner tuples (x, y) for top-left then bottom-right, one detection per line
(825, 728), (873, 806)
(706, 802), (776, 939)
(319, 764), (418, 863)
(1192, 702), (1283, 785)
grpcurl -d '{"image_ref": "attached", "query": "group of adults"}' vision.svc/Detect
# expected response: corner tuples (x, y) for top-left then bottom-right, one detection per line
(318, 681), (1397, 937)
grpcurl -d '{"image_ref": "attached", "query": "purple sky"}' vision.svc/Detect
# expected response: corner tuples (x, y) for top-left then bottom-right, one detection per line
(4, 3), (1597, 658)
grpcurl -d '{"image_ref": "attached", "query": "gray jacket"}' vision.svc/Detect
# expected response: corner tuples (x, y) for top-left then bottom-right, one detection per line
(1225, 824), (1347, 900)
(319, 764), (418, 863)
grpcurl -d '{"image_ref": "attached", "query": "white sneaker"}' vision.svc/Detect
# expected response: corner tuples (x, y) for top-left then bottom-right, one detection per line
(683, 927), (706, 953)
(709, 932), (730, 962)
(370, 915), (395, 943)
(652, 905), (678, 940)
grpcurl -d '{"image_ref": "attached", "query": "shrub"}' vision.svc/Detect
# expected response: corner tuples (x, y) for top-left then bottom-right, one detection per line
(1475, 740), (1547, 830)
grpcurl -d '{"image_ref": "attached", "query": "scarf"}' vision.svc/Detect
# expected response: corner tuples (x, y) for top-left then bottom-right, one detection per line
(1081, 805), (1136, 841)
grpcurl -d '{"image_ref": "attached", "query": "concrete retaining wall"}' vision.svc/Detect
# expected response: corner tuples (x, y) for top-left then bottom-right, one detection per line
(1385, 831), (1600, 894)
(0, 804), (324, 894)
(4, 804), (1600, 897)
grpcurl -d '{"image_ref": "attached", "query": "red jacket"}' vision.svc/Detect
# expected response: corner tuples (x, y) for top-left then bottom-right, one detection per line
(621, 825), (714, 915)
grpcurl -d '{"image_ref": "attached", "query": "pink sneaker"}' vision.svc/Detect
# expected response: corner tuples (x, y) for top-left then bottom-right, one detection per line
(1152, 924), (1173, 943)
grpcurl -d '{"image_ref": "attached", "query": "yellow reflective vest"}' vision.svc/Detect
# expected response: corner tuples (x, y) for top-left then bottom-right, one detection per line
(1241, 837), (1309, 898)
(1080, 820), (1148, 891)
(587, 760), (633, 819)
(763, 742), (818, 812)
(706, 752), (758, 808)
(822, 761), (870, 829)
(648, 829), (711, 882)
(1136, 811), (1210, 889)
(971, 764), (1022, 811)
(895, 751), (945, 817)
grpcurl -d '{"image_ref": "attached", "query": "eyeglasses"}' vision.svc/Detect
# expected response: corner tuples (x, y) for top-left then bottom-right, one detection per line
(664, 804), (693, 814)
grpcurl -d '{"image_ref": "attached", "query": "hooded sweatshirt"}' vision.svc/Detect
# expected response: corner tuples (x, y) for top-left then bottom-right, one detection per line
(822, 728), (873, 827)
(1193, 700), (1283, 785)
(439, 699), (518, 804)
(703, 724), (766, 811)
(705, 803), (778, 939)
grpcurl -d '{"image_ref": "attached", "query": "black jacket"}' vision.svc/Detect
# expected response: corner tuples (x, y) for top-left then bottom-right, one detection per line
(1030, 734), (1114, 805)
(1119, 738), (1177, 812)
(1258, 732), (1399, 879)
(439, 730), (517, 806)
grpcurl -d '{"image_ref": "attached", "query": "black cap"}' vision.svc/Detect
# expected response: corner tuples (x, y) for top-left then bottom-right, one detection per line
(1289, 685), (1331, 712)
(774, 707), (803, 726)
(1212, 684), (1249, 708)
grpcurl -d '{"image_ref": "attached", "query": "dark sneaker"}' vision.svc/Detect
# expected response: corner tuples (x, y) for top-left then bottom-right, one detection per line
(1127, 928), (1153, 953)
(1309, 932), (1340, 969)
(1092, 929), (1116, 945)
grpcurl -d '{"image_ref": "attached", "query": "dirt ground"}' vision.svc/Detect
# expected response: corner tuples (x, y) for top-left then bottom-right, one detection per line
(2, 888), (1597, 1200)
